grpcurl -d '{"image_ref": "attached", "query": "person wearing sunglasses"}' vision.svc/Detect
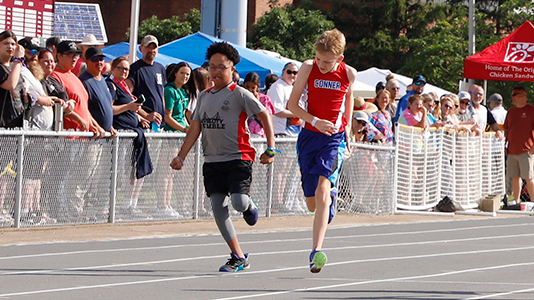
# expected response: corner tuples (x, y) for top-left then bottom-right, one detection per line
(503, 86), (534, 207)
(72, 34), (110, 76)
(79, 46), (116, 138)
(394, 74), (426, 124)
(456, 91), (473, 122)
(266, 62), (301, 137)
(385, 78), (400, 117)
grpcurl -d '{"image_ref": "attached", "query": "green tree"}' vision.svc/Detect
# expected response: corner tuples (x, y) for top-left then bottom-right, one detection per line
(248, 3), (334, 62)
(126, 8), (200, 45)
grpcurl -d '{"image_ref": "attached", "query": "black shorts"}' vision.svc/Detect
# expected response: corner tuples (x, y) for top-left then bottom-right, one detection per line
(203, 160), (253, 197)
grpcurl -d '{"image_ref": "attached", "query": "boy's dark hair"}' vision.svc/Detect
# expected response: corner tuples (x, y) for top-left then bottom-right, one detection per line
(206, 42), (240, 66)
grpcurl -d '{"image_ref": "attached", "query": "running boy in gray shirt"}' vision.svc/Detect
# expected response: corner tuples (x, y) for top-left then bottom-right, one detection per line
(170, 42), (277, 272)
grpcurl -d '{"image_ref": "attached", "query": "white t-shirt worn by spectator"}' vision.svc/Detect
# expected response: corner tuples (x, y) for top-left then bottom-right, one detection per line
(267, 78), (294, 136)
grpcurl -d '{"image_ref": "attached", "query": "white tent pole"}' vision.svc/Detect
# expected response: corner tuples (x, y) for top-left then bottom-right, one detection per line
(467, 0), (475, 86)
(128, 0), (141, 65)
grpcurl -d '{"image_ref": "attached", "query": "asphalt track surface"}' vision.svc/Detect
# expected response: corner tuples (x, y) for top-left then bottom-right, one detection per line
(1, 215), (534, 299)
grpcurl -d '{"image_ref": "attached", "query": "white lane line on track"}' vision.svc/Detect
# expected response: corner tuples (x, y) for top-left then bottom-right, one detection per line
(1, 245), (534, 297)
(210, 260), (534, 300)
(2, 231), (534, 276)
(1, 222), (533, 261)
(464, 287), (534, 299)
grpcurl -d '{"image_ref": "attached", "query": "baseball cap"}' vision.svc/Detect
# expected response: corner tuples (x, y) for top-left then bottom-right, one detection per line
(57, 41), (82, 54)
(412, 75), (426, 84)
(458, 91), (471, 101)
(79, 34), (104, 46)
(85, 46), (104, 60)
(46, 36), (61, 48)
(141, 35), (159, 47)
(488, 93), (503, 103)
(18, 37), (40, 51)
(353, 111), (369, 123)
(375, 81), (386, 94)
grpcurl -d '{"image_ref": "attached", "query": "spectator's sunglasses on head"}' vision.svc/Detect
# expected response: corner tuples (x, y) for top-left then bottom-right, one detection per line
(460, 100), (469, 105)
(90, 56), (105, 62)
(414, 81), (425, 86)
(28, 49), (39, 56)
(286, 70), (298, 75)
(469, 91), (483, 97)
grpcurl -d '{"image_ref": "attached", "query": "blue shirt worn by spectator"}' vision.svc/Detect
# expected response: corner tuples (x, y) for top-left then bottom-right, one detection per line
(80, 71), (113, 131)
(394, 90), (414, 124)
(128, 60), (167, 128)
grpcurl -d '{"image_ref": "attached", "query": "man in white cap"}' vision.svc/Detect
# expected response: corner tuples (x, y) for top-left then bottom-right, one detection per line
(72, 34), (109, 76)
(457, 91), (472, 122)
(488, 93), (507, 125)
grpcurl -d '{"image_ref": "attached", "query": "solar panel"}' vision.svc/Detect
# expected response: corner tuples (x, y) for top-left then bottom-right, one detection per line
(53, 1), (107, 43)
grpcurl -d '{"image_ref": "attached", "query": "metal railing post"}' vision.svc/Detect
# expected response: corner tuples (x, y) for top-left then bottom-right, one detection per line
(266, 163), (274, 217)
(193, 139), (201, 219)
(109, 136), (120, 223)
(13, 134), (24, 228)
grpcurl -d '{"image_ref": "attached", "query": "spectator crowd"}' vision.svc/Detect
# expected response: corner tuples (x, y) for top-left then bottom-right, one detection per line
(0, 29), (531, 227)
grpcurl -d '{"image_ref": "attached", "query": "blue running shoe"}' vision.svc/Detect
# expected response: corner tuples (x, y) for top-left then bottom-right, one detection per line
(243, 199), (258, 226)
(309, 250), (327, 273)
(328, 187), (337, 224)
(219, 253), (250, 272)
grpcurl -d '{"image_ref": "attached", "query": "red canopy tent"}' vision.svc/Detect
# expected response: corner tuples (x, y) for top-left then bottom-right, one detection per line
(464, 20), (534, 81)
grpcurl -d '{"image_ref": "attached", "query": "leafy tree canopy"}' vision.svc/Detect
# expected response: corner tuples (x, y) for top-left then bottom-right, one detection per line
(253, 0), (534, 107)
(248, 2), (334, 62)
(126, 8), (200, 45)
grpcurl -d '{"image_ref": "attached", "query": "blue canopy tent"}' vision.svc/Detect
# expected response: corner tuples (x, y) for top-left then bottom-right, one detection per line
(102, 42), (200, 69)
(159, 32), (287, 85)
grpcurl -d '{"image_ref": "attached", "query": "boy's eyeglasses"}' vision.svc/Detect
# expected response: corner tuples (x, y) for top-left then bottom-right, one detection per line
(208, 65), (232, 71)
(286, 70), (298, 75)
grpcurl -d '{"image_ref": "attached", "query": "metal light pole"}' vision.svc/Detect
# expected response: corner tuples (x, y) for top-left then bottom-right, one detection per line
(128, 0), (141, 64)
(468, 0), (476, 87)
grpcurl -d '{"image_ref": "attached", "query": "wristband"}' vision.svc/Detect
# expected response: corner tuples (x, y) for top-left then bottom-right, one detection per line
(311, 117), (319, 127)
(12, 57), (24, 64)
(264, 147), (281, 157)
(176, 156), (184, 165)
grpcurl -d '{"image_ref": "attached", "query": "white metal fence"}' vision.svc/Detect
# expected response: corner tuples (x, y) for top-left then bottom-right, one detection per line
(395, 124), (506, 210)
(0, 125), (504, 228)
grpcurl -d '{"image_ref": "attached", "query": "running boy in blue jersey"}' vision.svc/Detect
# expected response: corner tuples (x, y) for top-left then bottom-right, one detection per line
(287, 29), (357, 273)
(170, 42), (278, 272)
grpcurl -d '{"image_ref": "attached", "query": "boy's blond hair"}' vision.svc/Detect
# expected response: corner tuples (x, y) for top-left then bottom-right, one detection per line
(313, 28), (346, 57)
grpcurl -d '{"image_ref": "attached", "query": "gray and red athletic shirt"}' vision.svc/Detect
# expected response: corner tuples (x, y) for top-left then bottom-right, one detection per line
(192, 82), (266, 163)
